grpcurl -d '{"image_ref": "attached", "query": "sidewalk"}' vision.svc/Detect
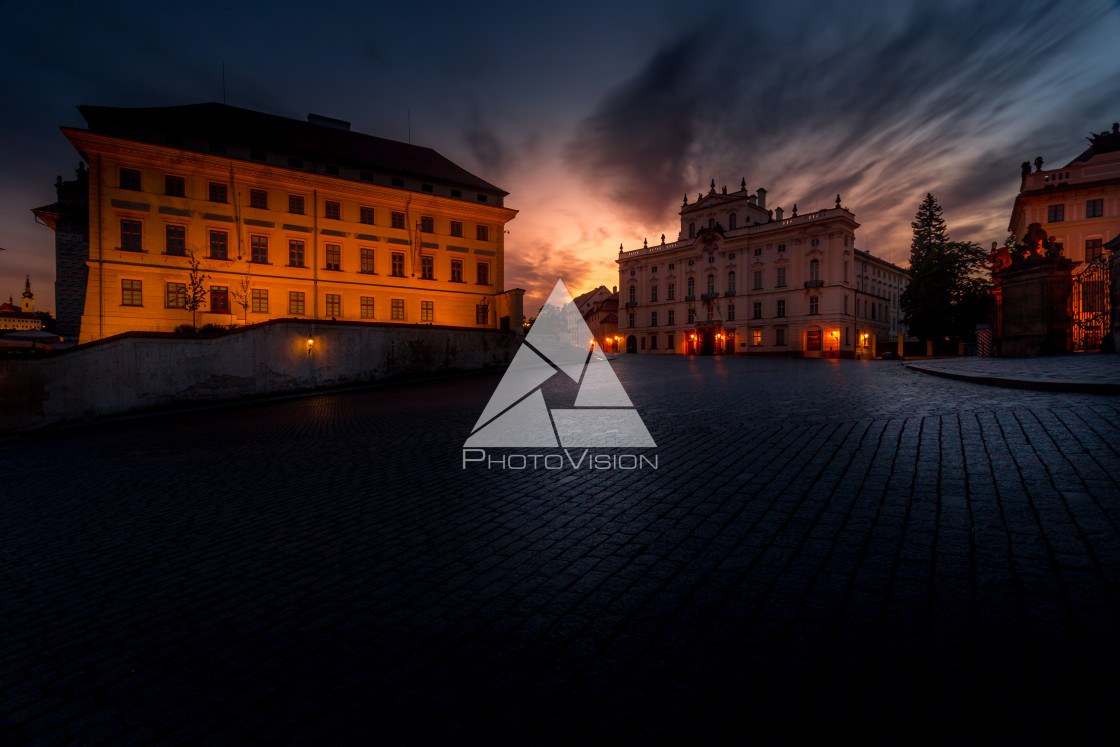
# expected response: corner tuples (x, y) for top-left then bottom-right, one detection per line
(905, 352), (1120, 394)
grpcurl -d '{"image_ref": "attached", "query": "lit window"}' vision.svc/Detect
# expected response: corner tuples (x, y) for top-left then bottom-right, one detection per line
(165, 225), (185, 256)
(166, 282), (186, 309)
(421, 216), (434, 233)
(361, 248), (376, 274)
(391, 212), (405, 229)
(420, 255), (434, 279)
(752, 328), (762, 346)
(421, 300), (434, 322)
(451, 259), (463, 282)
(120, 168), (141, 191)
(391, 298), (405, 320)
(477, 262), (490, 285)
(252, 288), (268, 313)
(325, 244), (341, 271)
(450, 221), (463, 238)
(289, 291), (305, 315)
(121, 219), (142, 252)
(250, 189), (268, 210)
(250, 235), (268, 264)
(391, 252), (405, 277)
(209, 230), (228, 260)
(210, 286), (229, 313)
(164, 175), (184, 197)
(325, 200), (341, 220)
(289, 194), (305, 214)
(121, 279), (142, 306)
(289, 240), (305, 267)
(325, 293), (341, 317)
(476, 225), (489, 241)
(361, 297), (375, 318)
(359, 206), (374, 225)
(208, 182), (227, 203)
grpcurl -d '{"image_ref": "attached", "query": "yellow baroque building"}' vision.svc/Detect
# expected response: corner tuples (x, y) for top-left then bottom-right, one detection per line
(35, 104), (521, 344)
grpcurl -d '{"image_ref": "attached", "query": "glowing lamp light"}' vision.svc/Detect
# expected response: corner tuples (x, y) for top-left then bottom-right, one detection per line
(306, 337), (314, 357)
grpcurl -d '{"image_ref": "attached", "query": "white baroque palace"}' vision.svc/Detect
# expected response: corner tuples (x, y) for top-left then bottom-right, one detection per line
(616, 181), (908, 358)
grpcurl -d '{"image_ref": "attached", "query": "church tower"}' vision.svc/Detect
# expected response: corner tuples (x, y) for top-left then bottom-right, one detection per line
(21, 276), (35, 314)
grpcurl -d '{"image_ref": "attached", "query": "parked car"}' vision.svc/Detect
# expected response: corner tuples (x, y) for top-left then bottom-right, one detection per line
(880, 351), (903, 360)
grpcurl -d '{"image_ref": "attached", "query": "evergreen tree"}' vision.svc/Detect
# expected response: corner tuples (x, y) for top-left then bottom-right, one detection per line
(900, 195), (992, 344)
(909, 192), (949, 269)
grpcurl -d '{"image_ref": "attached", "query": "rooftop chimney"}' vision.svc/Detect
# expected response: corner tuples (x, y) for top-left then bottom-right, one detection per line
(756, 187), (767, 209)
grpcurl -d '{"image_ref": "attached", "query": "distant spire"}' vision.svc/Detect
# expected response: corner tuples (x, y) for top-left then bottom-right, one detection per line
(683, 193), (688, 206)
(740, 178), (746, 191)
(619, 243), (623, 254)
(22, 275), (32, 299)
(709, 179), (716, 194)
(835, 194), (842, 208)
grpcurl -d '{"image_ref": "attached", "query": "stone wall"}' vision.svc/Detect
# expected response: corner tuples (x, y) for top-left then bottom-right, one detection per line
(0, 319), (519, 432)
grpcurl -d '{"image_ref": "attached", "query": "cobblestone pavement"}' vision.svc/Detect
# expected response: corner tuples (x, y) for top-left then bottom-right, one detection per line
(3, 356), (1120, 745)
(907, 352), (1120, 393)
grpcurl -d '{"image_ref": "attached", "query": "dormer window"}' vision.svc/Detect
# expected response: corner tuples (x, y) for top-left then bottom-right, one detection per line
(728, 214), (736, 230)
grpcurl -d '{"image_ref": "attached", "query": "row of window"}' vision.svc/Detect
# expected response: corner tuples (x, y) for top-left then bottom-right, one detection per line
(119, 169), (491, 238)
(123, 161), (493, 202)
(120, 220), (491, 283)
(1048, 199), (1105, 223)
(122, 280), (488, 323)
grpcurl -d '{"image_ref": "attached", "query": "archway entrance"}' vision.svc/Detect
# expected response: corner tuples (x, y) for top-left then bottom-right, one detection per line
(626, 335), (637, 354)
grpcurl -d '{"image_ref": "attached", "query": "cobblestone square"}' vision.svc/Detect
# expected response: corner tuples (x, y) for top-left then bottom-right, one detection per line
(2, 356), (1120, 744)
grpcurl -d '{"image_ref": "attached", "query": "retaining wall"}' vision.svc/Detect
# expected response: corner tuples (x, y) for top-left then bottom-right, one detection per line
(0, 319), (519, 431)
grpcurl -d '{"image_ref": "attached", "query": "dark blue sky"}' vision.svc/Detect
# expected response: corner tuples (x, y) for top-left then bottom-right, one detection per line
(2, 0), (1118, 313)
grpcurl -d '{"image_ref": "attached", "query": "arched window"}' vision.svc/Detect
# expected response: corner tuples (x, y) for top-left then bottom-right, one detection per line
(707, 274), (715, 294)
(728, 214), (737, 230)
(687, 276), (695, 297)
(810, 258), (820, 282)
(727, 271), (736, 294)
(689, 223), (695, 238)
(628, 285), (636, 303)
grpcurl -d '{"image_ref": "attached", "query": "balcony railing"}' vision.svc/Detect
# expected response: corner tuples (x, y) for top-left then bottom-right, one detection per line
(701, 292), (720, 300)
(625, 301), (638, 308)
(724, 290), (737, 297)
(804, 280), (824, 288)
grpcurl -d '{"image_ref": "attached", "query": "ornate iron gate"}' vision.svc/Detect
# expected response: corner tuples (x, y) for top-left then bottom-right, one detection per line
(1072, 252), (1111, 351)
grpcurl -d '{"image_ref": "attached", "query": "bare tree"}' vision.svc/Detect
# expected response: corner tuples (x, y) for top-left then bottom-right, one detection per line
(231, 262), (252, 325)
(184, 249), (209, 328)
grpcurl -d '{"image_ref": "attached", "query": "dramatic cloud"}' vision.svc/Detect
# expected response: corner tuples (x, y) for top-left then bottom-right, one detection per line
(566, 0), (1120, 263)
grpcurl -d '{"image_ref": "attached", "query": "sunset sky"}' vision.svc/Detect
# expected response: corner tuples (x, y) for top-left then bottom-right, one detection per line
(2, 0), (1119, 315)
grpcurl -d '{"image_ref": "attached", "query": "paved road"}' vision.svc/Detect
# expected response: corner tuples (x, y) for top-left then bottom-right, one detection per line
(3, 356), (1120, 745)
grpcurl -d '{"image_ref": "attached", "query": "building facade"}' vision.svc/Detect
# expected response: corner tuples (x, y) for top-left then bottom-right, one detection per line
(34, 104), (521, 344)
(1009, 123), (1120, 263)
(617, 181), (908, 358)
(575, 286), (620, 353)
